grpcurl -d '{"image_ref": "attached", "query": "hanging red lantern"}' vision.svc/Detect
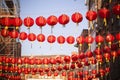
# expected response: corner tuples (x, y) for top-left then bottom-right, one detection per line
(94, 47), (102, 55)
(105, 67), (110, 75)
(56, 56), (63, 64)
(86, 50), (93, 58)
(111, 51), (118, 62)
(57, 35), (65, 48)
(64, 56), (71, 63)
(43, 58), (49, 66)
(98, 8), (110, 26)
(50, 57), (56, 65)
(1, 29), (9, 37)
(9, 30), (19, 38)
(106, 33), (115, 47)
(70, 63), (75, 69)
(99, 68), (105, 78)
(58, 14), (69, 27)
(116, 33), (120, 47)
(71, 12), (83, 26)
(112, 4), (120, 19)
(1, 17), (11, 29)
(47, 71), (52, 76)
(71, 53), (78, 62)
(54, 71), (58, 76)
(28, 33), (36, 41)
(24, 57), (30, 67)
(37, 33), (45, 43)
(66, 36), (75, 45)
(85, 35), (94, 49)
(24, 17), (34, 32)
(19, 32), (27, 41)
(17, 58), (22, 67)
(104, 53), (110, 62)
(95, 34), (104, 46)
(76, 36), (85, 50)
(102, 45), (111, 53)
(47, 15), (57, 34)
(96, 55), (103, 64)
(36, 58), (43, 66)
(47, 35), (56, 43)
(35, 16), (46, 33)
(78, 52), (85, 59)
(86, 10), (97, 29)
(13, 17), (22, 29)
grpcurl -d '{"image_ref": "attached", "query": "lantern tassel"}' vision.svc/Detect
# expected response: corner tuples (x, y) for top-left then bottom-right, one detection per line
(76, 23), (79, 26)
(118, 40), (120, 48)
(5, 26), (8, 30)
(113, 57), (115, 63)
(117, 15), (119, 19)
(16, 26), (19, 30)
(103, 18), (107, 26)
(90, 21), (94, 29)
(109, 0), (112, 3)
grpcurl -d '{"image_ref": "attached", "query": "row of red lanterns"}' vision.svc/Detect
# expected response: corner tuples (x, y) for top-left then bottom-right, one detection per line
(0, 4), (119, 29)
(0, 46), (120, 66)
(0, 67), (110, 80)
(0, 65), (110, 78)
(0, 29), (120, 45)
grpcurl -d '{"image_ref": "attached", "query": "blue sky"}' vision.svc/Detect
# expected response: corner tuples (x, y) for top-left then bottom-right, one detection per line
(20, 0), (88, 56)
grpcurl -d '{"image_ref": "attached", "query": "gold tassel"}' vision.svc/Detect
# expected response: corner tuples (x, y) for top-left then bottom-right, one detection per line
(103, 18), (107, 26)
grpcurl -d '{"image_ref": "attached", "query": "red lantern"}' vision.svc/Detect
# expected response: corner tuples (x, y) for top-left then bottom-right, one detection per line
(70, 63), (75, 69)
(19, 32), (27, 41)
(58, 14), (69, 26)
(54, 72), (58, 76)
(116, 33), (120, 47)
(64, 56), (71, 63)
(49, 57), (56, 64)
(1, 17), (11, 29)
(112, 4), (120, 19)
(96, 55), (103, 64)
(94, 48), (102, 55)
(24, 57), (30, 67)
(71, 53), (78, 62)
(102, 46), (111, 53)
(85, 35), (94, 49)
(9, 30), (19, 38)
(105, 67), (110, 74)
(24, 17), (34, 32)
(86, 10), (97, 29)
(111, 51), (118, 62)
(98, 8), (110, 26)
(13, 17), (22, 29)
(66, 36), (75, 45)
(99, 68), (105, 78)
(47, 35), (56, 43)
(17, 58), (22, 67)
(78, 52), (85, 59)
(57, 35), (65, 46)
(35, 16), (46, 33)
(28, 33), (36, 41)
(95, 35), (104, 46)
(1, 29), (9, 37)
(47, 15), (57, 33)
(104, 53), (110, 62)
(37, 34), (45, 43)
(43, 58), (49, 65)
(71, 12), (83, 26)
(56, 56), (63, 64)
(86, 50), (93, 58)
(76, 36), (84, 50)
(106, 33), (114, 46)
(62, 71), (67, 76)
